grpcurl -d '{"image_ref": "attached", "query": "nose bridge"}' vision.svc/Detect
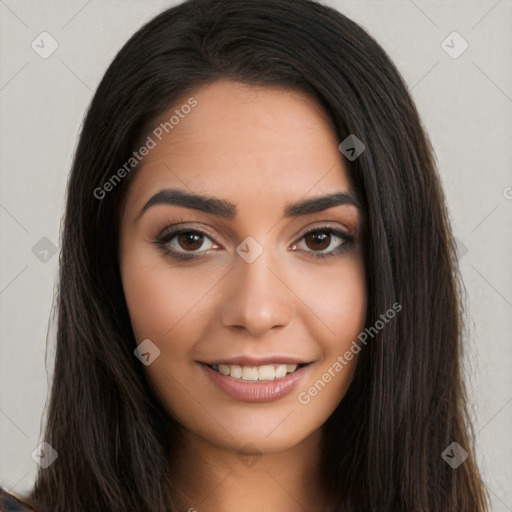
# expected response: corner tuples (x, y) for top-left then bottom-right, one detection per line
(220, 244), (294, 336)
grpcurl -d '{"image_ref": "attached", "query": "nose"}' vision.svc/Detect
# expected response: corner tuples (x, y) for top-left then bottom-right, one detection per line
(220, 250), (294, 337)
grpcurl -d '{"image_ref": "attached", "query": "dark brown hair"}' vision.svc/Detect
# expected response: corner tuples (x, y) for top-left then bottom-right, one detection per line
(28, 0), (488, 510)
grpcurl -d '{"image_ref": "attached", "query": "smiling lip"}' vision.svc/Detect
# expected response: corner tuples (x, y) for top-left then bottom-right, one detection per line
(201, 355), (309, 366)
(199, 361), (311, 403)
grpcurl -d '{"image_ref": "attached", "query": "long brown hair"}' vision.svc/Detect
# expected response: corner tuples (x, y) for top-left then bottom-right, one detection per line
(29, 0), (488, 510)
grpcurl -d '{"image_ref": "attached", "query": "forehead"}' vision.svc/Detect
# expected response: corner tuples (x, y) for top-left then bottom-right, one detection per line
(125, 80), (352, 212)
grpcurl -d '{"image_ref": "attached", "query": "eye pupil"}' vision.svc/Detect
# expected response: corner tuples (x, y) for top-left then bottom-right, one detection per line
(305, 232), (330, 251)
(178, 232), (203, 250)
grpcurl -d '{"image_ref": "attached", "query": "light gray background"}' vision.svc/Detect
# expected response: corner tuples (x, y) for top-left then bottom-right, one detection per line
(1, 0), (511, 509)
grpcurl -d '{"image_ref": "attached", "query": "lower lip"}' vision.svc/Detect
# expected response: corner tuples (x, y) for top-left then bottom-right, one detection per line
(200, 363), (309, 403)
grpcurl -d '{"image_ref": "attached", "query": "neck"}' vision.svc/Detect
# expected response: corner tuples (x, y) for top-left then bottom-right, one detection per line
(172, 429), (330, 511)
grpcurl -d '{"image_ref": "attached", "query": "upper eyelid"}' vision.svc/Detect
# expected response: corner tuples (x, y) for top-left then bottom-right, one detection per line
(158, 220), (351, 236)
(298, 223), (351, 237)
(157, 222), (220, 244)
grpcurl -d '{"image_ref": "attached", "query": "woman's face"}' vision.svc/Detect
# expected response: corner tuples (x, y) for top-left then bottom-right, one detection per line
(119, 80), (366, 454)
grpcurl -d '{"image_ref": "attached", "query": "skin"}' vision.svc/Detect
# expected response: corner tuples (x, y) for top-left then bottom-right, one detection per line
(119, 79), (367, 511)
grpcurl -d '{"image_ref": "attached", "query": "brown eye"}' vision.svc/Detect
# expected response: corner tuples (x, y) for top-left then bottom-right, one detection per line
(177, 232), (205, 251)
(292, 227), (352, 258)
(304, 232), (331, 251)
(156, 228), (218, 259)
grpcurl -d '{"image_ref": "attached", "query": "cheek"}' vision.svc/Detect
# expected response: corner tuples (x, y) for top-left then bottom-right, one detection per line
(120, 250), (216, 423)
(292, 255), (366, 410)
(292, 253), (367, 349)
(120, 247), (226, 395)
(120, 249), (218, 342)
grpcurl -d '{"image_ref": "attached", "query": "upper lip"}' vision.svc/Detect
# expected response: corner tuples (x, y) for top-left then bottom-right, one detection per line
(200, 355), (312, 366)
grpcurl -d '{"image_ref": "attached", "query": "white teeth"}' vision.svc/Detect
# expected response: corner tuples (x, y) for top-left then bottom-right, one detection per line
(218, 364), (230, 376)
(258, 365), (275, 381)
(275, 365), (287, 379)
(242, 366), (259, 381)
(230, 364), (242, 379)
(210, 362), (301, 381)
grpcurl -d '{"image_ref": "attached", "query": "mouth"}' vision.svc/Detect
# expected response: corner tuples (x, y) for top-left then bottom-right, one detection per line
(199, 360), (312, 402)
(197, 355), (314, 402)
(203, 362), (310, 382)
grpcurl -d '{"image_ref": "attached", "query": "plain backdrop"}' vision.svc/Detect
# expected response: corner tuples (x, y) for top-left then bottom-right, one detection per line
(1, 1), (511, 509)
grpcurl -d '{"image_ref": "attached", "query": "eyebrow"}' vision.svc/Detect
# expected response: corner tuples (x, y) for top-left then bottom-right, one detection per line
(136, 187), (360, 222)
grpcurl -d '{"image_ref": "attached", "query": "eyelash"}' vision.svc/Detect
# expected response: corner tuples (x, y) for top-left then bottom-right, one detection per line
(153, 225), (354, 262)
